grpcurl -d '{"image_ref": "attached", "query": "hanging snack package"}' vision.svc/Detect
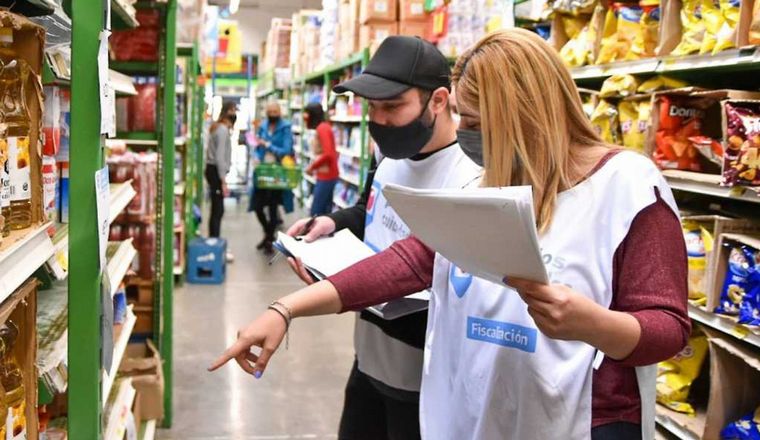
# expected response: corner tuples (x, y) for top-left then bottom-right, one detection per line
(638, 75), (690, 93)
(656, 334), (709, 415)
(672, 0), (706, 55)
(619, 100), (646, 152)
(632, 0), (661, 58)
(715, 244), (755, 316)
(713, 0), (741, 53)
(655, 95), (704, 171)
(683, 222), (715, 302)
(596, 3), (644, 64)
(721, 407), (760, 440)
(723, 102), (760, 187)
(600, 74), (640, 98)
(699, 0), (723, 54)
(591, 100), (622, 145)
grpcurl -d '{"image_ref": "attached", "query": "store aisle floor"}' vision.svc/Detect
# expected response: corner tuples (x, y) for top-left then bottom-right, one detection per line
(158, 200), (355, 440)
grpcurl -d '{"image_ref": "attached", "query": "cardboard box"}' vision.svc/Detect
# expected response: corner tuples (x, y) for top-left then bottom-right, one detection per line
(0, 279), (39, 440)
(133, 305), (154, 335)
(398, 20), (428, 39)
(702, 330), (760, 440)
(360, 0), (398, 23)
(0, 11), (45, 230)
(709, 233), (760, 312)
(360, 23), (398, 54)
(120, 339), (165, 425)
(399, 0), (427, 21)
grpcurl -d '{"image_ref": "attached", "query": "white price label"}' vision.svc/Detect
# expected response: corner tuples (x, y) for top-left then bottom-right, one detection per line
(374, 1), (388, 13)
(411, 3), (424, 15)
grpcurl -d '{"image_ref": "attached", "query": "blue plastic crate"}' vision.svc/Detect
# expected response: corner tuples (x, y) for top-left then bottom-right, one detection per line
(187, 237), (227, 284)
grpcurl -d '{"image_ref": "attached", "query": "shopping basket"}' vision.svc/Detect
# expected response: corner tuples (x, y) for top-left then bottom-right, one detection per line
(254, 164), (302, 190)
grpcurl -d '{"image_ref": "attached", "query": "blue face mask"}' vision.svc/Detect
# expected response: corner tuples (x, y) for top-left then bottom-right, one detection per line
(456, 128), (483, 166)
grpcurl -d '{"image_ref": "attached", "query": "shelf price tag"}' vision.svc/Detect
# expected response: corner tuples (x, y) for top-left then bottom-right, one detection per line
(731, 325), (750, 340)
(95, 166), (110, 273)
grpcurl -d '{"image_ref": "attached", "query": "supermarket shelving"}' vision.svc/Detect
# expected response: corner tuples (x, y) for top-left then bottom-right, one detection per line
(331, 114), (363, 124)
(688, 303), (760, 350)
(140, 420), (158, 440)
(101, 306), (137, 406)
(340, 173), (361, 187)
(103, 378), (137, 440)
(337, 147), (361, 158)
(108, 180), (138, 224)
(655, 405), (704, 440)
(109, 69), (138, 96)
(106, 239), (138, 297)
(46, 225), (70, 281)
(662, 170), (760, 205)
(0, 223), (55, 303)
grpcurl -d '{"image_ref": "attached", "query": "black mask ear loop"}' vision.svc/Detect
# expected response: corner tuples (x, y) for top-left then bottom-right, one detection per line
(421, 90), (438, 130)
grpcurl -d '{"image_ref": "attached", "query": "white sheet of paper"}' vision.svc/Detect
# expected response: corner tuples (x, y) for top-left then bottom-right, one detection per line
(382, 184), (549, 285)
(98, 30), (116, 137)
(95, 166), (110, 272)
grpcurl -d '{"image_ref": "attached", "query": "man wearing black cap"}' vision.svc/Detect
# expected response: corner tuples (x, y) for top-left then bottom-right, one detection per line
(286, 36), (481, 439)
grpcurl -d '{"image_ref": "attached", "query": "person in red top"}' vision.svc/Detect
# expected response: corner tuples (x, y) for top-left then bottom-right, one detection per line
(211, 29), (689, 440)
(304, 103), (340, 216)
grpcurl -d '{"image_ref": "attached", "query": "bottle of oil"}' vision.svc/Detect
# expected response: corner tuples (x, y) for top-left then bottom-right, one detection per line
(0, 321), (25, 438)
(0, 27), (31, 231)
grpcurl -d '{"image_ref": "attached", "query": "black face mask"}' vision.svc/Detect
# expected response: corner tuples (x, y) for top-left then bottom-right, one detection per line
(369, 97), (436, 160)
(268, 115), (280, 125)
(456, 128), (483, 166)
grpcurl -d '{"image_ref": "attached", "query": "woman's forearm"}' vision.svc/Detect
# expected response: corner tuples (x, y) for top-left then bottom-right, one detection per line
(583, 307), (642, 361)
(278, 280), (343, 318)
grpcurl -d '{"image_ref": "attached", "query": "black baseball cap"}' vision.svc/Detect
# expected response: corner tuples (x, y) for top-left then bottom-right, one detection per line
(333, 36), (451, 100)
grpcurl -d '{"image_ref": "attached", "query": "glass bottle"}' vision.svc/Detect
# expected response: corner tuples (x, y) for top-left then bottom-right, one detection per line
(0, 321), (26, 438)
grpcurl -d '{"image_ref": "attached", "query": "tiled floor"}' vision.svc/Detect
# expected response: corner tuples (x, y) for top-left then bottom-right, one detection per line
(158, 201), (355, 439)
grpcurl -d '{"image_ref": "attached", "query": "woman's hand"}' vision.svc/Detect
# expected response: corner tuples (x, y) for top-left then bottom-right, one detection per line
(288, 257), (316, 285)
(505, 277), (641, 360)
(208, 309), (288, 378)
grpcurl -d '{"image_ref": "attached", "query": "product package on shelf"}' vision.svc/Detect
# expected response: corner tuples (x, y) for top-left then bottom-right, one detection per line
(360, 22), (399, 54)
(722, 100), (760, 187)
(665, 0), (752, 57)
(0, 11), (46, 243)
(321, 0), (340, 69)
(434, 0), (516, 57)
(711, 234), (760, 326)
(42, 86), (61, 157)
(264, 18), (293, 70)
(338, 0), (361, 60)
(360, 0), (398, 23)
(119, 340), (164, 428)
(656, 327), (710, 415)
(554, 4), (605, 67)
(131, 77), (158, 133)
(109, 9), (160, 62)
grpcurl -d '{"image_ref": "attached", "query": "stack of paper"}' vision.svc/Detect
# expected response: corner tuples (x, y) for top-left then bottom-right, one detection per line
(274, 230), (431, 319)
(382, 184), (549, 285)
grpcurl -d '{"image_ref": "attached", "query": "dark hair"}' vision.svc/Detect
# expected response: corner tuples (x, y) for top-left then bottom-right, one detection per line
(304, 103), (325, 129)
(220, 101), (237, 120)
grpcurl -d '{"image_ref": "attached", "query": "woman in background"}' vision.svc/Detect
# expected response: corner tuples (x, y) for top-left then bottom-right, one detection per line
(304, 103), (339, 216)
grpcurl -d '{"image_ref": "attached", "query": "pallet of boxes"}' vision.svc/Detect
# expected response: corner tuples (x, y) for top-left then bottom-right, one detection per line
(263, 18), (292, 71)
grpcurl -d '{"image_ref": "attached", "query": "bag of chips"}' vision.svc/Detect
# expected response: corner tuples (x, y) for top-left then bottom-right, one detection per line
(721, 407), (760, 440)
(655, 95), (704, 171)
(715, 244), (756, 316)
(700, 0), (723, 54)
(672, 0), (706, 55)
(750, 0), (760, 45)
(638, 75), (689, 93)
(620, 100), (646, 152)
(559, 5), (606, 67)
(738, 245), (760, 326)
(683, 222), (715, 302)
(552, 0), (597, 16)
(591, 100), (622, 144)
(714, 0), (741, 54)
(600, 74), (640, 98)
(596, 3), (644, 64)
(638, 99), (653, 151)
(656, 334), (709, 415)
(632, 0), (661, 58)
(722, 102), (760, 187)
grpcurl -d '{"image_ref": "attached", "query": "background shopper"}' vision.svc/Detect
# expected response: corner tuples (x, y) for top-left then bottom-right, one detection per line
(205, 101), (237, 239)
(304, 103), (339, 216)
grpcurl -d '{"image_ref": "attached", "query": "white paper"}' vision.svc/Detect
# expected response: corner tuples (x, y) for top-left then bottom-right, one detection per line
(98, 30), (116, 137)
(95, 167), (111, 272)
(382, 184), (549, 285)
(275, 230), (431, 319)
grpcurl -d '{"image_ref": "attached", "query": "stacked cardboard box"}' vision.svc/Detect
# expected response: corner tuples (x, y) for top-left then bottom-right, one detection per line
(320, 0), (340, 69)
(337, 0), (361, 61)
(290, 10), (322, 78)
(360, 0), (399, 54)
(263, 18), (292, 71)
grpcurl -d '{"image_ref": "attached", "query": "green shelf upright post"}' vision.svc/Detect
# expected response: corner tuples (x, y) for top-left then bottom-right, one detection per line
(69, 1), (105, 438)
(157, 0), (177, 427)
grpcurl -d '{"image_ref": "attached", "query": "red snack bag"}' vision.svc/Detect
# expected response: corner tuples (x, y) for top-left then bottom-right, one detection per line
(723, 102), (760, 186)
(655, 96), (704, 171)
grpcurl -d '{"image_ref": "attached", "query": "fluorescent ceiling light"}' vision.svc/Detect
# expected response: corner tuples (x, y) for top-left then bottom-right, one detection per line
(229, 0), (240, 14)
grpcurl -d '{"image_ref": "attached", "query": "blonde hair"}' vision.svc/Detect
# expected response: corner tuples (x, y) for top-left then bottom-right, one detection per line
(452, 28), (606, 232)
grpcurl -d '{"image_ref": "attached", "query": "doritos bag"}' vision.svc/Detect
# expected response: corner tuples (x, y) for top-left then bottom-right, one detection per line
(654, 95), (704, 171)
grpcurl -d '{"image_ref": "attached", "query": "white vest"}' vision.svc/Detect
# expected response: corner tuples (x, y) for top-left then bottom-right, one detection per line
(421, 151), (678, 439)
(356, 144), (482, 392)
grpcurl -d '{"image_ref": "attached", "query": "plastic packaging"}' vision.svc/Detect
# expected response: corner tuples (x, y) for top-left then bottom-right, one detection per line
(672, 0), (706, 55)
(619, 100), (645, 152)
(596, 3), (644, 64)
(600, 74), (640, 98)
(654, 95), (704, 171)
(699, 0), (723, 54)
(750, 0), (760, 44)
(722, 102), (760, 187)
(714, 0), (741, 53)
(656, 334), (709, 415)
(591, 99), (622, 145)
(559, 7), (604, 67)
(683, 221), (714, 302)
(637, 75), (689, 93)
(715, 244), (756, 316)
(632, 0), (661, 58)
(721, 407), (760, 440)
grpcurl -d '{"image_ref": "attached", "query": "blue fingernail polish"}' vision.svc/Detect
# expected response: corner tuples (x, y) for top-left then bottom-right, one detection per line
(254, 371), (262, 379)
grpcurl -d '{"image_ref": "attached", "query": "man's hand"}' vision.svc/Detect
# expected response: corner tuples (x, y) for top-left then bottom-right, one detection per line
(286, 216), (336, 243)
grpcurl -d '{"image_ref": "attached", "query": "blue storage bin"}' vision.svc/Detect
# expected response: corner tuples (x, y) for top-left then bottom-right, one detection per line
(187, 238), (227, 284)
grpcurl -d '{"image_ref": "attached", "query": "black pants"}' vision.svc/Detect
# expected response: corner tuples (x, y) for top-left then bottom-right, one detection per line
(591, 422), (641, 440)
(253, 189), (282, 242)
(205, 164), (224, 238)
(338, 361), (421, 440)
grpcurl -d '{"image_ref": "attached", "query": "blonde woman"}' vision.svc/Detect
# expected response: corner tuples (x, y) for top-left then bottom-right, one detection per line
(210, 29), (689, 440)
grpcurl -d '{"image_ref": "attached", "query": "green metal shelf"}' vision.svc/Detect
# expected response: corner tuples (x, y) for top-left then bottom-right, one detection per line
(114, 131), (159, 142)
(0, 0), (55, 17)
(110, 60), (160, 75)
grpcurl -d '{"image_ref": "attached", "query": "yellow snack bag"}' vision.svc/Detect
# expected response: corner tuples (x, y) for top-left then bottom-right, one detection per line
(700, 0), (723, 54)
(561, 15), (589, 39)
(600, 74), (640, 98)
(637, 75), (689, 93)
(683, 222), (715, 300)
(597, 4), (644, 64)
(559, 5), (605, 67)
(581, 93), (597, 119)
(632, 0), (661, 58)
(637, 100), (652, 152)
(713, 0), (741, 54)
(619, 100), (645, 152)
(591, 100), (622, 145)
(750, 0), (760, 44)
(656, 334), (709, 415)
(672, 0), (706, 55)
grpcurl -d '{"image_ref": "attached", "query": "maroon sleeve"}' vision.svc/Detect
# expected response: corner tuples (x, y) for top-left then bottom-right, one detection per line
(328, 236), (436, 312)
(612, 190), (691, 366)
